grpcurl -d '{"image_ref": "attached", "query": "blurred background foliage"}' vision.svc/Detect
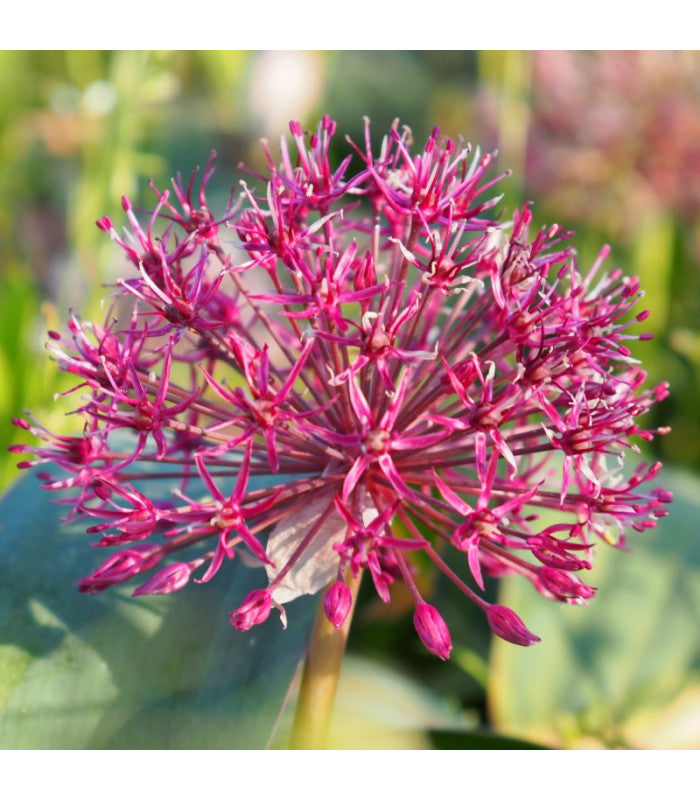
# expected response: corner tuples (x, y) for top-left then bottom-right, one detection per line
(1, 50), (698, 749)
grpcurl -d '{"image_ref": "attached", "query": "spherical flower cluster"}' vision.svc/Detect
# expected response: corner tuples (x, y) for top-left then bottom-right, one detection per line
(12, 116), (671, 659)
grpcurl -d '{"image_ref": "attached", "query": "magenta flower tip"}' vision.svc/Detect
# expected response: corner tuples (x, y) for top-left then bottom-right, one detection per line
(414, 603), (452, 660)
(323, 581), (352, 628)
(77, 547), (159, 595)
(131, 562), (195, 597)
(535, 566), (596, 603)
(486, 605), (540, 647)
(230, 590), (273, 632)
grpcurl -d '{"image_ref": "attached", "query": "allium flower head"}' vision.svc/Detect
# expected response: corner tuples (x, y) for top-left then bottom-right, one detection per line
(13, 115), (671, 658)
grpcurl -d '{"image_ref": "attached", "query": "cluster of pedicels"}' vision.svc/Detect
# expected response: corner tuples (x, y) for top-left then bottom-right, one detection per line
(12, 116), (671, 660)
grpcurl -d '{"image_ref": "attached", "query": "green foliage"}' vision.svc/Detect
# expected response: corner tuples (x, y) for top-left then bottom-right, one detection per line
(0, 269), (74, 489)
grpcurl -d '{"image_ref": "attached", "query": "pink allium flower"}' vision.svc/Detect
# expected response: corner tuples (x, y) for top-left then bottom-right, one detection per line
(13, 116), (671, 658)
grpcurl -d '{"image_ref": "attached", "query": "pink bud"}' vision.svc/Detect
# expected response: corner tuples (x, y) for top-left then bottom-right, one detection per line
(92, 481), (113, 501)
(230, 590), (272, 632)
(653, 487), (673, 504)
(535, 567), (596, 602)
(95, 215), (113, 232)
(116, 508), (156, 540)
(77, 547), (159, 595)
(132, 562), (194, 597)
(485, 604), (540, 646)
(323, 581), (352, 628)
(413, 602), (452, 660)
(86, 523), (111, 534)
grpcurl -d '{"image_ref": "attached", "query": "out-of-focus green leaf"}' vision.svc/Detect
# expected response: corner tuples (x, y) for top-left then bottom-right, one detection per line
(0, 268), (74, 489)
(489, 467), (700, 749)
(273, 654), (475, 750)
(0, 473), (315, 749)
(632, 212), (675, 337)
(477, 50), (531, 209)
(453, 647), (490, 690)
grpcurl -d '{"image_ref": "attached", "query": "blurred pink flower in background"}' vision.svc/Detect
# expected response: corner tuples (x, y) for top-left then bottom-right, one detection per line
(525, 51), (700, 234)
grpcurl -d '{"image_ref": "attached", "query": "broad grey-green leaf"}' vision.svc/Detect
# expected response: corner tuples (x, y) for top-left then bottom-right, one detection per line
(0, 473), (315, 749)
(489, 466), (700, 749)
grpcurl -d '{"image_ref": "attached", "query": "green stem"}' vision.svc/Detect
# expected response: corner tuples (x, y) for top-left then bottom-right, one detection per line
(289, 571), (363, 749)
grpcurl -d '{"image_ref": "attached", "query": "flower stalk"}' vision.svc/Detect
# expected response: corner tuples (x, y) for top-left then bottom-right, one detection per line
(290, 571), (363, 749)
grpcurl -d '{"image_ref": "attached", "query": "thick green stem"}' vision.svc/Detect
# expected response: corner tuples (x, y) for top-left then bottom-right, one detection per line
(289, 571), (363, 749)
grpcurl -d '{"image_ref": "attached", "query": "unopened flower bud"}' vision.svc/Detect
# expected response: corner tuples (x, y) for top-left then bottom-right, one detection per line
(230, 590), (272, 632)
(92, 481), (113, 501)
(323, 581), (352, 628)
(535, 566), (596, 602)
(485, 604), (540, 646)
(132, 562), (196, 597)
(413, 602), (452, 660)
(77, 547), (159, 595)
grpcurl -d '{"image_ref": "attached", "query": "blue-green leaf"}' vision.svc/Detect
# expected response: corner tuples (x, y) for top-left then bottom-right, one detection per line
(0, 473), (315, 749)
